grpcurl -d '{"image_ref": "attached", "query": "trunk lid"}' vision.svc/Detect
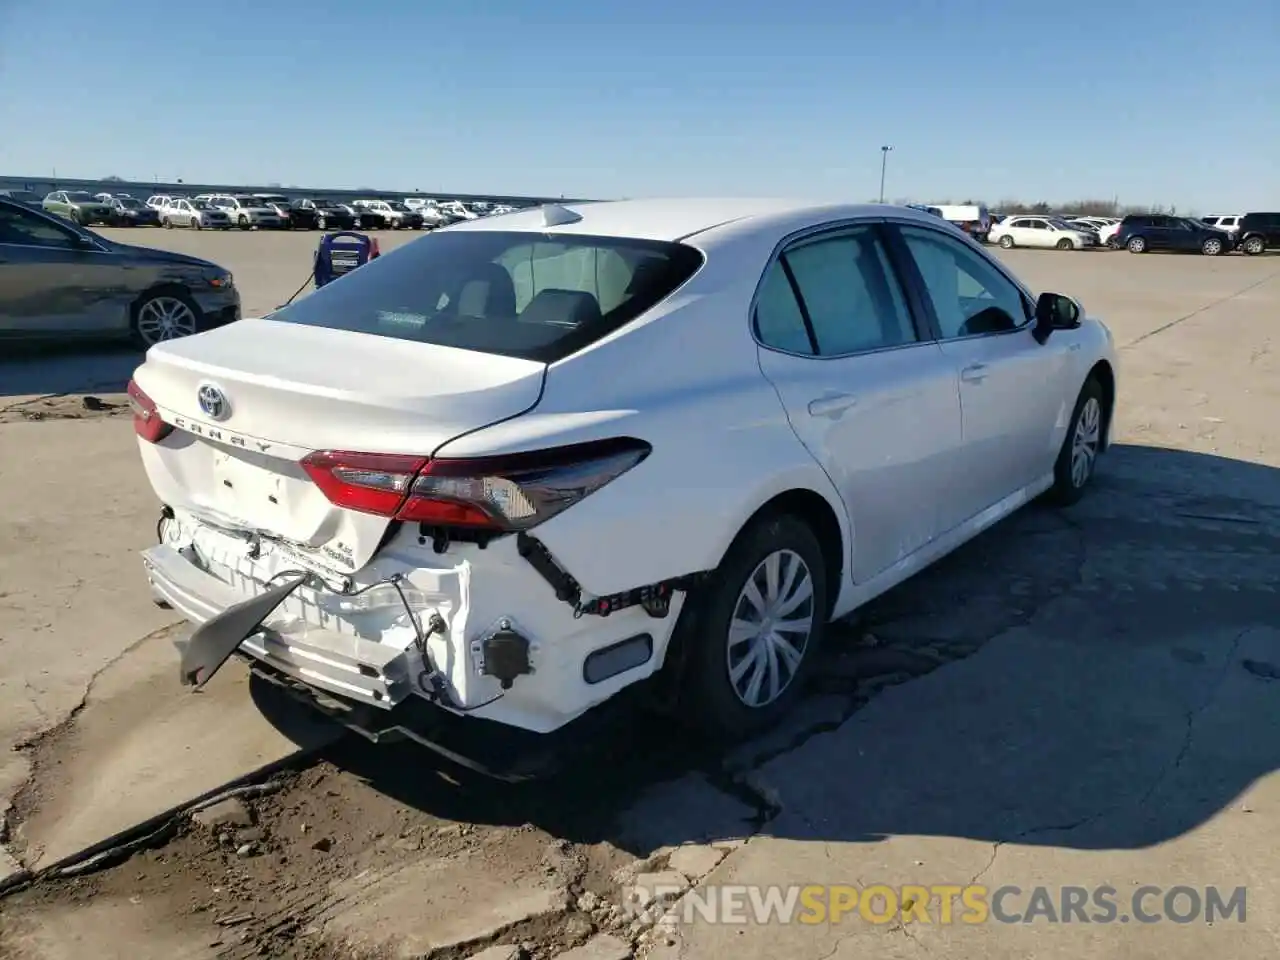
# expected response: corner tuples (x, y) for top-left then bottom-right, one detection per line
(135, 318), (545, 572)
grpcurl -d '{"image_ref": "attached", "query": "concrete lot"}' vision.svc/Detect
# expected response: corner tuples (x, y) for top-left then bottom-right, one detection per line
(0, 228), (1278, 960)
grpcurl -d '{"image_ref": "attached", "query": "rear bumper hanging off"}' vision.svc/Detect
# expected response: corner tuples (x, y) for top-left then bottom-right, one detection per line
(144, 543), (422, 708)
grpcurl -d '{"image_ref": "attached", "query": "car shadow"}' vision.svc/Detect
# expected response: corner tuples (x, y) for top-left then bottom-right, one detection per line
(0, 341), (141, 400)
(266, 443), (1280, 857)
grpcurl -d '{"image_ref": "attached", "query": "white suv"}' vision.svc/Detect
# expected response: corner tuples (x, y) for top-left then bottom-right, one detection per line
(1200, 215), (1242, 237)
(208, 194), (284, 230)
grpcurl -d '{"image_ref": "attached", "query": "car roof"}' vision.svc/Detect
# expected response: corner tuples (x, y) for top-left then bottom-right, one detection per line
(440, 198), (942, 244)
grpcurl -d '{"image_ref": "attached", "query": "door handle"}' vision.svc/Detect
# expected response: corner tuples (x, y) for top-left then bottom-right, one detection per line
(960, 363), (988, 383)
(807, 393), (858, 418)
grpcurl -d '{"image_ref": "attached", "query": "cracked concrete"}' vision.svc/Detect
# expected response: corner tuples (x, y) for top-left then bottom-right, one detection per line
(0, 417), (339, 880)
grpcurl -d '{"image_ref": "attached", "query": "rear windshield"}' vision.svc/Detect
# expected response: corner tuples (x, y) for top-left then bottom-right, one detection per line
(268, 230), (704, 363)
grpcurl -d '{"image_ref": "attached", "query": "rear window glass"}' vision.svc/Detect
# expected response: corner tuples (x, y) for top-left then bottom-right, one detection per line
(268, 230), (705, 363)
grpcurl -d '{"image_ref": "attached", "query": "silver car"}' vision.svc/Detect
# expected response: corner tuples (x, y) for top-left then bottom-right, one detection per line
(162, 199), (233, 231)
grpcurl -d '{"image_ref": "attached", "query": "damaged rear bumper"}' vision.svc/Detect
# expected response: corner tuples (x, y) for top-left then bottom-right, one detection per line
(140, 513), (688, 736)
(143, 543), (418, 707)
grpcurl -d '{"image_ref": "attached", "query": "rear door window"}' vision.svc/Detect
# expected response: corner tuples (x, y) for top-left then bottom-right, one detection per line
(269, 230), (704, 363)
(778, 228), (917, 355)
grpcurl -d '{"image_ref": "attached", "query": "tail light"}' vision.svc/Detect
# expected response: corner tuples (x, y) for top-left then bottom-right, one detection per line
(300, 438), (651, 531)
(127, 379), (173, 443)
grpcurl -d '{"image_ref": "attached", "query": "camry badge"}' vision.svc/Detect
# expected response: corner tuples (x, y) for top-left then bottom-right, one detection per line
(197, 383), (230, 421)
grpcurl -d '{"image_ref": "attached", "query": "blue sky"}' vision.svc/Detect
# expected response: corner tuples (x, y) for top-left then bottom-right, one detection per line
(1, 0), (1276, 210)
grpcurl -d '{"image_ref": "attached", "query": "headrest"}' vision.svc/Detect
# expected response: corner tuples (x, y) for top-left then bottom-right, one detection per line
(520, 288), (602, 327)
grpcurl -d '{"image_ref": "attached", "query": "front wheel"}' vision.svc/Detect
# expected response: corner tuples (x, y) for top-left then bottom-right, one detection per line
(1056, 237), (1075, 250)
(1242, 236), (1266, 256)
(677, 514), (828, 741)
(162, 217), (173, 229)
(316, 216), (327, 230)
(1201, 237), (1223, 256)
(998, 235), (1015, 249)
(1127, 236), (1147, 253)
(192, 217), (202, 231)
(1047, 376), (1105, 505)
(131, 290), (202, 348)
(239, 215), (251, 231)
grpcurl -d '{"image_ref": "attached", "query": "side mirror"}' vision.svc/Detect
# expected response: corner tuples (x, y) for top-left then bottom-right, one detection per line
(1032, 292), (1082, 344)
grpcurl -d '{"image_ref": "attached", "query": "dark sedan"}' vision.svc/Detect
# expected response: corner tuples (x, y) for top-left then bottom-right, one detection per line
(284, 199), (320, 230)
(0, 198), (240, 348)
(109, 195), (161, 227)
(310, 201), (357, 231)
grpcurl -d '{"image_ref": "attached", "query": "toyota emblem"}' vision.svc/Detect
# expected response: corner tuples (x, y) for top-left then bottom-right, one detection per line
(197, 383), (230, 421)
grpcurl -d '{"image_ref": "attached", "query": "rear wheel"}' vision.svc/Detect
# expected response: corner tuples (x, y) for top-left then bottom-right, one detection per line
(192, 216), (202, 231)
(998, 234), (1015, 249)
(1127, 236), (1146, 253)
(1201, 237), (1223, 256)
(678, 514), (828, 741)
(1047, 376), (1105, 505)
(1056, 237), (1075, 250)
(162, 217), (173, 229)
(1242, 235), (1266, 256)
(131, 290), (202, 348)
(239, 215), (251, 230)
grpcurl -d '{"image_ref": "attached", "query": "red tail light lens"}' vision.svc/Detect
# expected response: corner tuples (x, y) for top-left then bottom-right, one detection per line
(301, 438), (651, 531)
(300, 451), (427, 516)
(127, 379), (173, 443)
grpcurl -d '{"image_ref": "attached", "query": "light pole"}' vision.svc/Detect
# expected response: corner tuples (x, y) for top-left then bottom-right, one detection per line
(878, 145), (893, 203)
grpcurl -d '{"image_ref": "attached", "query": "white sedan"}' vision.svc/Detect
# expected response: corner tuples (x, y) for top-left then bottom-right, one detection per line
(991, 216), (1098, 250)
(130, 200), (1116, 769)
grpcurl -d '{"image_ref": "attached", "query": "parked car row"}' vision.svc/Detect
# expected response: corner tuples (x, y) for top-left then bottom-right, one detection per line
(33, 189), (523, 233)
(984, 211), (1279, 256)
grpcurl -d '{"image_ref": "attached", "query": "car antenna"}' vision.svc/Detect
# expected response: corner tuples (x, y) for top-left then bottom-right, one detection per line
(541, 203), (582, 227)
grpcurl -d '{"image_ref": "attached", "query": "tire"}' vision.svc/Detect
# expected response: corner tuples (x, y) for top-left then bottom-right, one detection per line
(316, 215), (327, 231)
(1106, 236), (1120, 249)
(676, 513), (829, 741)
(1047, 376), (1105, 506)
(162, 217), (172, 229)
(1201, 237), (1223, 256)
(1056, 238), (1074, 250)
(1126, 236), (1146, 254)
(239, 215), (251, 231)
(192, 217), (202, 231)
(1242, 235), (1266, 256)
(130, 289), (203, 349)
(998, 235), (1015, 249)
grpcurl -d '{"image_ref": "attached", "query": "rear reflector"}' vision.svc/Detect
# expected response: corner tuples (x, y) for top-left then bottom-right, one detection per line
(127, 379), (173, 443)
(300, 438), (651, 532)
